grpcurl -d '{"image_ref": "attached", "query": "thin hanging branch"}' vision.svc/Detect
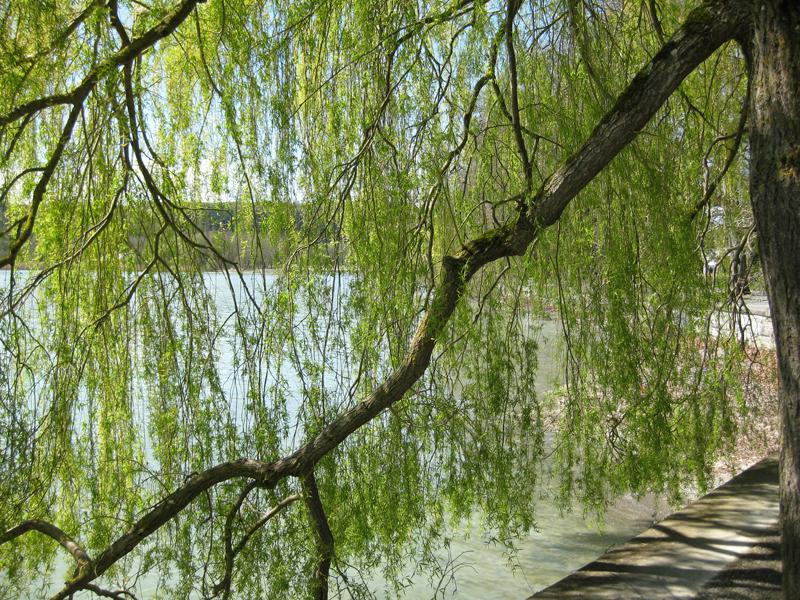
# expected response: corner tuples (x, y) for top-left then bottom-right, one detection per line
(0, 0), (208, 268)
(504, 0), (532, 186)
(689, 83), (750, 222)
(214, 484), (301, 598)
(0, 2), (749, 598)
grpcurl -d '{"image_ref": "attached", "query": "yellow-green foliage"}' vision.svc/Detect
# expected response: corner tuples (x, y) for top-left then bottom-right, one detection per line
(0, 0), (759, 597)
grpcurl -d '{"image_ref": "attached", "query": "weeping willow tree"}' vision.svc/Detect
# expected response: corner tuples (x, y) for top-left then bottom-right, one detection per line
(0, 0), (798, 598)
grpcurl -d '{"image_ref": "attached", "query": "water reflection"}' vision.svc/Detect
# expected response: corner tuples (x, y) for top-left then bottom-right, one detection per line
(1, 270), (668, 599)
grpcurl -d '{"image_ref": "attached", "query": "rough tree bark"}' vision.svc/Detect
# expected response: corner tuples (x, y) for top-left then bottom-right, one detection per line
(744, 2), (800, 597)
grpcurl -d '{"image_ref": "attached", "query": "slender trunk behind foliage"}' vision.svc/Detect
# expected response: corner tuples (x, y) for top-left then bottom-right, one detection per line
(745, 2), (800, 597)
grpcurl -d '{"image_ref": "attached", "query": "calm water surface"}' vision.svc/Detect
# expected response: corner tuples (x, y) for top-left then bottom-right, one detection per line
(1, 270), (668, 599)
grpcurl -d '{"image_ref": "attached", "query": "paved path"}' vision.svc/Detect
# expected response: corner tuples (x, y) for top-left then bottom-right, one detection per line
(695, 523), (781, 600)
(530, 457), (779, 599)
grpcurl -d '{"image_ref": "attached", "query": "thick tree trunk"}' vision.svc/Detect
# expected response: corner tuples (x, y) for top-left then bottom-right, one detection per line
(746, 2), (800, 597)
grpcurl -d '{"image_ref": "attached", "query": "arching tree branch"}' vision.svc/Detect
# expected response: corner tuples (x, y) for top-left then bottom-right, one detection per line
(3, 2), (749, 598)
(0, 520), (91, 576)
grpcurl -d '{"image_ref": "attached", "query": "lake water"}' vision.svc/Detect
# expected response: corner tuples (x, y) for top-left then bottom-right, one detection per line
(1, 269), (668, 599)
